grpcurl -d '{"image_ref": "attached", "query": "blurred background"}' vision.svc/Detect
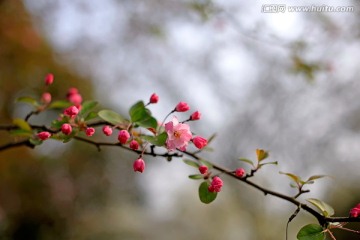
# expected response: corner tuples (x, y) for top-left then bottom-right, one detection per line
(1, 0), (360, 239)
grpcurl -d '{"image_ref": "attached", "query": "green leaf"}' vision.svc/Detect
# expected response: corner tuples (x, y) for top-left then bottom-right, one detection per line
(297, 224), (325, 240)
(259, 161), (278, 167)
(9, 129), (33, 137)
(84, 112), (98, 121)
(306, 198), (334, 217)
(207, 133), (217, 144)
(142, 132), (167, 146)
(307, 175), (327, 182)
(188, 174), (204, 180)
(129, 101), (147, 123)
(79, 101), (98, 116)
(199, 159), (213, 168)
(16, 96), (39, 107)
(29, 138), (43, 146)
(48, 100), (72, 109)
(98, 110), (126, 125)
(13, 118), (32, 131)
(137, 115), (158, 129)
(279, 171), (302, 186)
(51, 119), (68, 129)
(199, 181), (217, 204)
(183, 159), (200, 168)
(238, 158), (255, 167)
(128, 101), (158, 129)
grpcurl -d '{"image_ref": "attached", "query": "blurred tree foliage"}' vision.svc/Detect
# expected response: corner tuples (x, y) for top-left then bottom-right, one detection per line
(0, 1), (116, 239)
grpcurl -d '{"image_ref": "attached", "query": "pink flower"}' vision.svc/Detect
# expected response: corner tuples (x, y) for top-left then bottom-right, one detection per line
(133, 158), (145, 173)
(129, 140), (139, 150)
(208, 176), (223, 193)
(61, 123), (72, 135)
(175, 102), (190, 112)
(165, 117), (192, 151)
(64, 106), (79, 118)
(190, 111), (201, 120)
(37, 131), (51, 141)
(86, 127), (95, 136)
(41, 92), (52, 104)
(235, 168), (245, 178)
(45, 73), (54, 85)
(199, 165), (208, 174)
(118, 130), (130, 144)
(350, 203), (360, 218)
(102, 125), (113, 136)
(149, 93), (159, 104)
(192, 136), (207, 149)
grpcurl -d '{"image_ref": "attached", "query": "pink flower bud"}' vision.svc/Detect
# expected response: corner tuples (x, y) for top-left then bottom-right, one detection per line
(64, 106), (79, 118)
(129, 140), (139, 150)
(208, 176), (223, 193)
(45, 73), (54, 85)
(86, 127), (95, 136)
(102, 125), (113, 136)
(37, 131), (51, 140)
(133, 158), (145, 173)
(41, 92), (52, 104)
(190, 111), (201, 121)
(149, 93), (159, 104)
(61, 123), (72, 135)
(235, 168), (245, 178)
(192, 136), (207, 149)
(350, 203), (360, 218)
(67, 87), (79, 97)
(199, 165), (208, 174)
(68, 93), (82, 106)
(175, 102), (190, 112)
(118, 130), (130, 144)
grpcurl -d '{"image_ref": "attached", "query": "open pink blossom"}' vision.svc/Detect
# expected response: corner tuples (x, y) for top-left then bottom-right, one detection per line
(165, 117), (192, 151)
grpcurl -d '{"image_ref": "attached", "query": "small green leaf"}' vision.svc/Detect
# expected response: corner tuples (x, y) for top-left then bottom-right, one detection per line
(306, 198), (334, 217)
(199, 159), (213, 168)
(183, 159), (200, 168)
(16, 96), (39, 107)
(259, 161), (278, 167)
(297, 224), (325, 240)
(199, 181), (217, 204)
(98, 110), (126, 125)
(307, 175), (327, 182)
(207, 133), (217, 144)
(137, 115), (158, 129)
(256, 149), (269, 161)
(79, 101), (98, 116)
(129, 101), (146, 123)
(9, 129), (33, 137)
(280, 171), (302, 185)
(48, 100), (72, 109)
(13, 118), (32, 131)
(238, 158), (254, 167)
(129, 101), (157, 129)
(29, 138), (43, 146)
(142, 132), (168, 146)
(85, 112), (98, 121)
(189, 174), (204, 180)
